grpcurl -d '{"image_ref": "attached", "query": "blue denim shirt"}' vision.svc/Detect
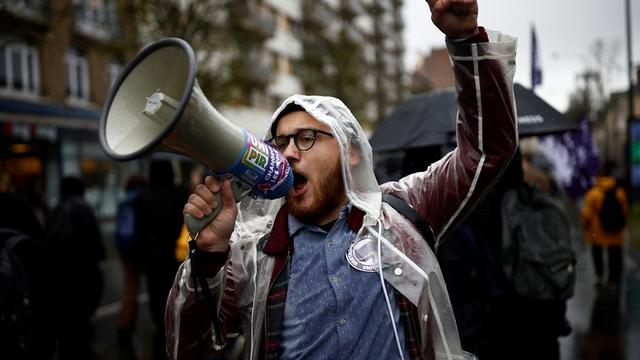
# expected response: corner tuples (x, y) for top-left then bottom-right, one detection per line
(280, 206), (410, 359)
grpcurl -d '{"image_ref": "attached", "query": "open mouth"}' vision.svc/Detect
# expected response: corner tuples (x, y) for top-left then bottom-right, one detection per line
(292, 171), (308, 195)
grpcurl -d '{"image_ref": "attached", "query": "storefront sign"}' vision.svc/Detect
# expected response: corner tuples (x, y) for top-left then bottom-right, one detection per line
(2, 121), (57, 142)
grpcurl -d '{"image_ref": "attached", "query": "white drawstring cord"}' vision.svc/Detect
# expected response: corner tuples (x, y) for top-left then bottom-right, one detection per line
(376, 220), (405, 360)
(250, 243), (258, 360)
(368, 225), (454, 360)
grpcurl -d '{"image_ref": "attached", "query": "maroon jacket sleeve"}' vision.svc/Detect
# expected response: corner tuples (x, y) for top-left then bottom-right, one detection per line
(386, 27), (518, 246)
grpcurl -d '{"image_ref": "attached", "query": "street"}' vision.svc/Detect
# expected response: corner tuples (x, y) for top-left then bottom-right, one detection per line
(91, 222), (640, 360)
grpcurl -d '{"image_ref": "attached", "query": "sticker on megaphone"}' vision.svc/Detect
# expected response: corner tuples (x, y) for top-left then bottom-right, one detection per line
(228, 131), (293, 199)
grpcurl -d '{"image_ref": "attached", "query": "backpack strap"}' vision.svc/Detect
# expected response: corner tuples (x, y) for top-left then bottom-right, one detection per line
(382, 193), (436, 251)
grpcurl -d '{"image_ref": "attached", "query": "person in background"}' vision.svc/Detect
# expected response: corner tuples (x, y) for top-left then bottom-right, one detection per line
(115, 174), (150, 360)
(439, 150), (573, 360)
(46, 176), (105, 359)
(581, 161), (629, 288)
(137, 160), (189, 359)
(0, 192), (54, 359)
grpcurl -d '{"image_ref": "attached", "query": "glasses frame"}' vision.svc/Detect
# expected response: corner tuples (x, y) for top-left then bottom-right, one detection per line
(271, 128), (334, 152)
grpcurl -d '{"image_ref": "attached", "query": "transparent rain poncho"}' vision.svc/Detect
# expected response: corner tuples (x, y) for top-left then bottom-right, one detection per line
(167, 29), (517, 360)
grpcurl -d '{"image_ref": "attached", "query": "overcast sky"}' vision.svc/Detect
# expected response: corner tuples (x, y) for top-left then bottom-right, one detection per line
(403, 0), (640, 112)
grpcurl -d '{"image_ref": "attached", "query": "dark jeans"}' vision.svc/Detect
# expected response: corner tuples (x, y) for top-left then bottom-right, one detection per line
(592, 244), (623, 283)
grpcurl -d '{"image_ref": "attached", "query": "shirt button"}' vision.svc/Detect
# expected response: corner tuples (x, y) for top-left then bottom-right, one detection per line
(339, 318), (347, 326)
(423, 314), (429, 322)
(394, 267), (403, 276)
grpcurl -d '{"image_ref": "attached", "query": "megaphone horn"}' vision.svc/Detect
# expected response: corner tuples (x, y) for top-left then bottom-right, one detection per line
(100, 38), (293, 233)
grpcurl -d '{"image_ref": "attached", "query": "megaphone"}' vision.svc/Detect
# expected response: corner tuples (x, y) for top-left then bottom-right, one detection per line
(99, 38), (293, 233)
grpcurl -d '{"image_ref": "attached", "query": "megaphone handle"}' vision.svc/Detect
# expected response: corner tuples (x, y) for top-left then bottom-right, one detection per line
(184, 191), (223, 235)
(183, 176), (251, 236)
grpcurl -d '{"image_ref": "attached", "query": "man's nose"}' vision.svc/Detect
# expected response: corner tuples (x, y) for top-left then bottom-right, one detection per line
(281, 138), (300, 160)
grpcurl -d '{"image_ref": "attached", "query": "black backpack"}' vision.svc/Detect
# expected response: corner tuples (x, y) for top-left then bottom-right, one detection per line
(0, 228), (33, 357)
(500, 185), (576, 301)
(599, 187), (626, 233)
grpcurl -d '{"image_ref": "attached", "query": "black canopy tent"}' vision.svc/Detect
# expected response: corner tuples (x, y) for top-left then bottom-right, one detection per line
(371, 83), (578, 151)
(370, 83), (578, 180)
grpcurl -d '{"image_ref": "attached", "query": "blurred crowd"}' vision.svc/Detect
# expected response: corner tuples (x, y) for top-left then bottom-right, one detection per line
(0, 143), (629, 360)
(0, 159), (200, 360)
(380, 140), (629, 360)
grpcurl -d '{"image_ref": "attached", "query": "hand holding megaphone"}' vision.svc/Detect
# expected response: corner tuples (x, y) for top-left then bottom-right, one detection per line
(100, 38), (293, 236)
(183, 176), (238, 252)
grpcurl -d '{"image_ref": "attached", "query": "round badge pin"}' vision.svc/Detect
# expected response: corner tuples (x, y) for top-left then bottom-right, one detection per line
(346, 236), (379, 272)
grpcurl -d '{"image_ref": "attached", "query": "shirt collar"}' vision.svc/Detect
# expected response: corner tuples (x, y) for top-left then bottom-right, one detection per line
(262, 203), (365, 256)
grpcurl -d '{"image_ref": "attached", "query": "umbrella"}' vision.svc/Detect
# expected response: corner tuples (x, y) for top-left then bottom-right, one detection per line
(370, 83), (578, 152)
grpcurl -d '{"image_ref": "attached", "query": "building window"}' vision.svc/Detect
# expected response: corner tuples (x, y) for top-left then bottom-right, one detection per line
(0, 41), (40, 95)
(74, 0), (119, 39)
(65, 48), (90, 102)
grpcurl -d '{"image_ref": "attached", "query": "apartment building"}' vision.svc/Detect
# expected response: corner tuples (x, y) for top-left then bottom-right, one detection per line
(0, 0), (139, 215)
(223, 0), (406, 131)
(0, 0), (406, 217)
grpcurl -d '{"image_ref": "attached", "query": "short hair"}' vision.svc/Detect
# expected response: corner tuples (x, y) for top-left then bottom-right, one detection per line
(270, 103), (306, 138)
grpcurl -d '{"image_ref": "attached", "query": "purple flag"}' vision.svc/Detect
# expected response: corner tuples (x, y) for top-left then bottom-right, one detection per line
(537, 118), (600, 199)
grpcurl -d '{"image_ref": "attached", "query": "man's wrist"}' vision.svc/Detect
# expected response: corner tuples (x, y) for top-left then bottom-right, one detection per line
(189, 240), (229, 278)
(446, 28), (479, 42)
(446, 27), (486, 43)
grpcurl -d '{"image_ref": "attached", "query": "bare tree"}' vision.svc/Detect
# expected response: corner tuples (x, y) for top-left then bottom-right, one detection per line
(566, 39), (622, 123)
(126, 0), (231, 100)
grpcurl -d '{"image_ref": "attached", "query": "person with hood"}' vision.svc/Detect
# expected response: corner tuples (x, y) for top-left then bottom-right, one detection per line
(166, 0), (518, 359)
(581, 161), (629, 288)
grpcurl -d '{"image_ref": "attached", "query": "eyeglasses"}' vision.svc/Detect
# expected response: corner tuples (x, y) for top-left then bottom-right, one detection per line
(271, 128), (334, 152)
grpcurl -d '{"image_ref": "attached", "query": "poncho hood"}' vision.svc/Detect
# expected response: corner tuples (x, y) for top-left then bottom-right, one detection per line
(267, 95), (382, 220)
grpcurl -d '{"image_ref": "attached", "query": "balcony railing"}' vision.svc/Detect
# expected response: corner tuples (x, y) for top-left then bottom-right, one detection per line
(74, 1), (121, 41)
(342, 1), (360, 16)
(0, 0), (48, 22)
(243, 50), (273, 84)
(235, 1), (277, 38)
(305, 2), (335, 28)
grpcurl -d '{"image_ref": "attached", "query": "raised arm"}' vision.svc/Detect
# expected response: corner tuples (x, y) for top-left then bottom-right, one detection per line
(383, 0), (518, 247)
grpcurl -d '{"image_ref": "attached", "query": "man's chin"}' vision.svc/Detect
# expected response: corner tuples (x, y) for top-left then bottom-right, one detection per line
(287, 197), (314, 220)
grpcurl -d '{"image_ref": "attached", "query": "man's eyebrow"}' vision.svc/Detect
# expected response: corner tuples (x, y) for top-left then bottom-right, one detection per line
(275, 127), (307, 136)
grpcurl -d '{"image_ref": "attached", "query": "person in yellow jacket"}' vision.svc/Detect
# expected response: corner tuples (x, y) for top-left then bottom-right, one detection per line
(581, 163), (629, 287)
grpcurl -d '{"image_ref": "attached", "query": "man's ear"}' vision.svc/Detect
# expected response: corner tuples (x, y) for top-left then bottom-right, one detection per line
(349, 145), (360, 167)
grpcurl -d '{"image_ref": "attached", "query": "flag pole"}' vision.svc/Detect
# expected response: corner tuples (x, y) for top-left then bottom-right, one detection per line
(625, 0), (635, 199)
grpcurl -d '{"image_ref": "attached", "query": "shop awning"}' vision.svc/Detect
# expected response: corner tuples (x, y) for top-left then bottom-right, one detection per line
(0, 96), (101, 131)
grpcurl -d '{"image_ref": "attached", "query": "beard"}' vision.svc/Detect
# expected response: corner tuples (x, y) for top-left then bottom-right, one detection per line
(286, 158), (346, 224)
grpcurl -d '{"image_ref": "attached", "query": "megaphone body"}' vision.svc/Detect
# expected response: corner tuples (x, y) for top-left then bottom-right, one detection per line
(100, 38), (293, 232)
